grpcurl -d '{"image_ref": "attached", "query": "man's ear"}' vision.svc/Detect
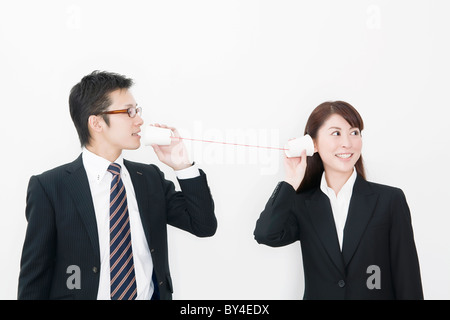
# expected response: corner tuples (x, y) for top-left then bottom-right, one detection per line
(88, 115), (104, 133)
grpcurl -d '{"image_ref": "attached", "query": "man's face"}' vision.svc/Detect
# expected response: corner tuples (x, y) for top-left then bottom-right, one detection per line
(100, 89), (143, 151)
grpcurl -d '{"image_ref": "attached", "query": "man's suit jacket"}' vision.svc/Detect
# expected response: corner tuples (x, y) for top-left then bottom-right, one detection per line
(18, 154), (217, 300)
(254, 175), (423, 300)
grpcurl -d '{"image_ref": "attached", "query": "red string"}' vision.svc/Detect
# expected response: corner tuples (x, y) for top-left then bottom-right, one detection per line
(171, 136), (288, 151)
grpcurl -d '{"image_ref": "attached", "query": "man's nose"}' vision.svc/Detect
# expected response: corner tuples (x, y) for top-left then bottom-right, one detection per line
(134, 114), (144, 126)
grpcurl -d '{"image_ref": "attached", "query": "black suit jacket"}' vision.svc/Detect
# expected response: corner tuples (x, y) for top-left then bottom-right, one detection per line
(254, 175), (423, 300)
(18, 154), (217, 300)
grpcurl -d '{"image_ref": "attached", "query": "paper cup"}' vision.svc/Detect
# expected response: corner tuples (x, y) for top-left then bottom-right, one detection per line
(143, 125), (174, 146)
(284, 134), (315, 158)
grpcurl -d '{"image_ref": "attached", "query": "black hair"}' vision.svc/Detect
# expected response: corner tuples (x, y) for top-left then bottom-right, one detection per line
(69, 70), (134, 147)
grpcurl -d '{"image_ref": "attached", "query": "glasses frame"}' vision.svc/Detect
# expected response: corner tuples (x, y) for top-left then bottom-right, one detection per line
(97, 106), (142, 118)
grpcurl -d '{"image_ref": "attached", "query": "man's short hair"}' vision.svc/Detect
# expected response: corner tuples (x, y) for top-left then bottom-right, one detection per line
(69, 70), (134, 147)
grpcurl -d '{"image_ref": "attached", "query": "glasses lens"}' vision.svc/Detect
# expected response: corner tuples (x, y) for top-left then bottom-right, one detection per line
(128, 107), (136, 118)
(127, 107), (142, 118)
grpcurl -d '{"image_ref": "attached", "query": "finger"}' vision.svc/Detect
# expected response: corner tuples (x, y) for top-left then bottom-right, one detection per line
(301, 149), (307, 158)
(300, 149), (308, 167)
(170, 127), (180, 138)
(151, 144), (162, 157)
(300, 149), (307, 161)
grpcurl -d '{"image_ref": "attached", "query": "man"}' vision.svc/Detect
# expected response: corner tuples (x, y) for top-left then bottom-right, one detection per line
(18, 71), (217, 300)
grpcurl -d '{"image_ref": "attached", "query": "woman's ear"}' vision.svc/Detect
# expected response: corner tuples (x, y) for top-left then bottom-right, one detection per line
(313, 139), (318, 153)
(88, 115), (104, 133)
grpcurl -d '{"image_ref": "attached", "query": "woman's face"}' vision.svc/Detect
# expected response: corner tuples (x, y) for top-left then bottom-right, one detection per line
(314, 114), (362, 177)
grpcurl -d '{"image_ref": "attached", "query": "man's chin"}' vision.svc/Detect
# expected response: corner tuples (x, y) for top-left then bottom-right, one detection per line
(123, 143), (141, 150)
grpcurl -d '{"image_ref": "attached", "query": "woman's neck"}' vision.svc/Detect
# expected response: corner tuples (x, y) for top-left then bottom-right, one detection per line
(324, 169), (354, 196)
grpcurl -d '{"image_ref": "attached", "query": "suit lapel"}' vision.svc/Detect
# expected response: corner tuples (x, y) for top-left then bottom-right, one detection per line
(342, 176), (378, 266)
(64, 154), (100, 261)
(306, 189), (345, 276)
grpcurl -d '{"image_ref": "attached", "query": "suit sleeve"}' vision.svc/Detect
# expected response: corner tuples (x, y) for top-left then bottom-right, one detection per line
(389, 189), (424, 299)
(155, 166), (217, 237)
(253, 181), (300, 247)
(18, 175), (56, 299)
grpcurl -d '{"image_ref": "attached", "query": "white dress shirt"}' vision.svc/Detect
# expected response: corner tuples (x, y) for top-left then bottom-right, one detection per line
(320, 167), (357, 251)
(82, 147), (199, 299)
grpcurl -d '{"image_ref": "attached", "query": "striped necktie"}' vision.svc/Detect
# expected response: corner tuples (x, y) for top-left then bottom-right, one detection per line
(108, 163), (137, 300)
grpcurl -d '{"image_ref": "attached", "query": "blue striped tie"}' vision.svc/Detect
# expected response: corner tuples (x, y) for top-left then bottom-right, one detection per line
(108, 163), (137, 300)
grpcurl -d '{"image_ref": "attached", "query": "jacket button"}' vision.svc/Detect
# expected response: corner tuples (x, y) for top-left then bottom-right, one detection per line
(159, 281), (164, 286)
(338, 280), (345, 288)
(150, 248), (155, 253)
(92, 266), (99, 273)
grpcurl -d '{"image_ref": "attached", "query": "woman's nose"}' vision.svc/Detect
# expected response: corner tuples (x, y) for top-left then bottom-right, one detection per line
(341, 134), (352, 148)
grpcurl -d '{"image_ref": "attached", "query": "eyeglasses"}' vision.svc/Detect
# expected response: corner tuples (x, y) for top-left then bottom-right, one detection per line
(97, 106), (142, 118)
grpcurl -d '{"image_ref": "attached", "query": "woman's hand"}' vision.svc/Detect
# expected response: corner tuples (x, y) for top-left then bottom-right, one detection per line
(284, 149), (307, 190)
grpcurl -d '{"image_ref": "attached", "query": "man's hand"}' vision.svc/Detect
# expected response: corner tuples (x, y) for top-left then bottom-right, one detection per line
(150, 124), (192, 171)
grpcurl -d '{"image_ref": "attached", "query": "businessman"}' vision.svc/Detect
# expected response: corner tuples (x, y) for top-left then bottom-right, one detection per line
(18, 70), (217, 300)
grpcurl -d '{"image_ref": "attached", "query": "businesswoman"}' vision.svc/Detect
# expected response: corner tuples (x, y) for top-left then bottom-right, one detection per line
(254, 101), (423, 299)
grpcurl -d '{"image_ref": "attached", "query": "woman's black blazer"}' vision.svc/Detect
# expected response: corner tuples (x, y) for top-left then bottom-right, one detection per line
(254, 175), (423, 300)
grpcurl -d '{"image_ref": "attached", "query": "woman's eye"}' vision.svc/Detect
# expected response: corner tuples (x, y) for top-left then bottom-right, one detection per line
(351, 130), (360, 136)
(331, 131), (340, 136)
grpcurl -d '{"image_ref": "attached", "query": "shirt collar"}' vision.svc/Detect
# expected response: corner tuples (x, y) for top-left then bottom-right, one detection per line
(320, 167), (357, 199)
(82, 147), (125, 184)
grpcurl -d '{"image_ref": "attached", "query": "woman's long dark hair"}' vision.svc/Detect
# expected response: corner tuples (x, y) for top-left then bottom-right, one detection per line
(297, 101), (366, 193)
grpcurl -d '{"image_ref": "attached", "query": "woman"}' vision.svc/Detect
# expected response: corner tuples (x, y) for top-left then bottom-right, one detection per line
(254, 101), (423, 300)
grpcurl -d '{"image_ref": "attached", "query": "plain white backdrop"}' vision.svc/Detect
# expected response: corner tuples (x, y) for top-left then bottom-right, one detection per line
(1, 0), (449, 300)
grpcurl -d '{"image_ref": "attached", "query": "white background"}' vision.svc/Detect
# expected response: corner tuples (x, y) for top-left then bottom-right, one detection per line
(1, 0), (449, 300)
